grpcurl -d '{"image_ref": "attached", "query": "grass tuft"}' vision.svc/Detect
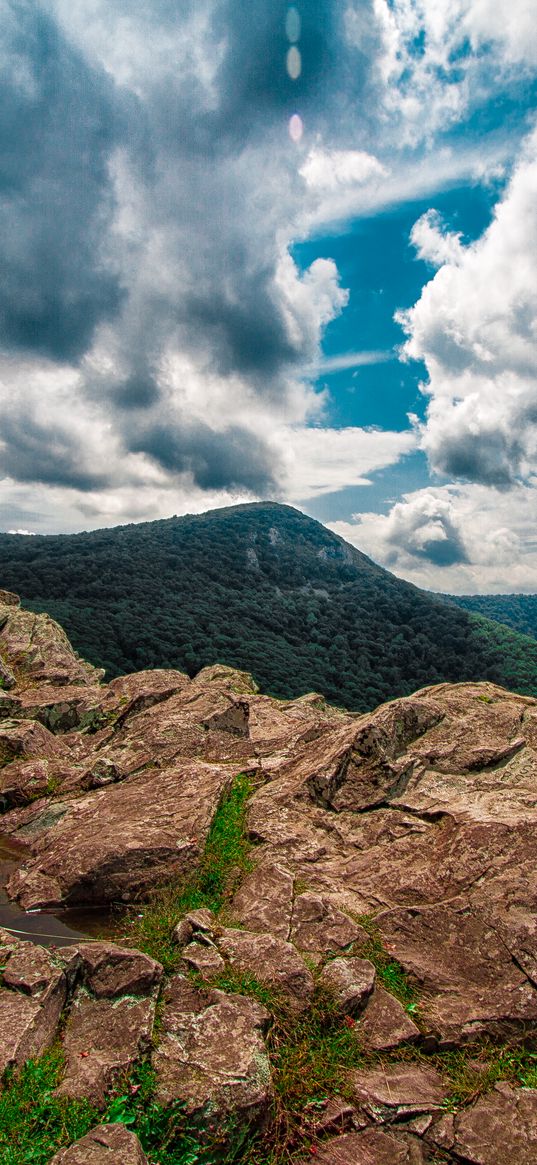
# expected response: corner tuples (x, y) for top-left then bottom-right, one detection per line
(122, 772), (255, 970)
(354, 914), (419, 1009)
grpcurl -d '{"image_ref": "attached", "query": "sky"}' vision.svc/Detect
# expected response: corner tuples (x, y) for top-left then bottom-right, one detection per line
(1, 0), (537, 594)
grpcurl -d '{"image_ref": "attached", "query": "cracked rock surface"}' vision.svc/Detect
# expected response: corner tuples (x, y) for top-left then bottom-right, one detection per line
(1, 594), (537, 1162)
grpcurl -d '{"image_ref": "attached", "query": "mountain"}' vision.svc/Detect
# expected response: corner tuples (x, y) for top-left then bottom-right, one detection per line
(1, 501), (537, 711)
(444, 592), (537, 642)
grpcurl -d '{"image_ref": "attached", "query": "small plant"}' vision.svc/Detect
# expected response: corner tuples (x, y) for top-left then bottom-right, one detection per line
(219, 981), (364, 1164)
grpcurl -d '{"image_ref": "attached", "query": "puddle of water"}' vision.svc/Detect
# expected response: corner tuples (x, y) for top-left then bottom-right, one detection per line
(0, 837), (124, 947)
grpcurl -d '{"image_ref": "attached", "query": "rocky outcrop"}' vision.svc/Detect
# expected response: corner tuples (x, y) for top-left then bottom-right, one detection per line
(1, 595), (537, 1162)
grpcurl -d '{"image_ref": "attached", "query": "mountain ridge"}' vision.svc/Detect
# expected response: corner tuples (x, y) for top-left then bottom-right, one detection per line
(1, 501), (537, 711)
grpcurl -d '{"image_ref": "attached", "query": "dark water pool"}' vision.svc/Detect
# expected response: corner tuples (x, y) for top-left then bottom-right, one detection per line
(0, 837), (124, 947)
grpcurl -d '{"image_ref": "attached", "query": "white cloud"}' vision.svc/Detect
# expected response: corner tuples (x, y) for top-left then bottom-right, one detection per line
(330, 481), (537, 593)
(369, 0), (537, 145)
(301, 147), (386, 192)
(398, 127), (537, 487)
(280, 426), (417, 501)
(409, 210), (465, 267)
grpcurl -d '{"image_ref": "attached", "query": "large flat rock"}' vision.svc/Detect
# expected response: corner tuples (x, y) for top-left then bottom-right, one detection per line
(8, 759), (232, 907)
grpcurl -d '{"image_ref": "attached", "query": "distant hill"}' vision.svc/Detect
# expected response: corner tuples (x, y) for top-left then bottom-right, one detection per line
(1, 501), (537, 711)
(444, 593), (537, 642)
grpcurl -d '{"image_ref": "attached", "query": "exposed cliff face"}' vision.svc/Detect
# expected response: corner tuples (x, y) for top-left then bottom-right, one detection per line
(1, 590), (537, 1163)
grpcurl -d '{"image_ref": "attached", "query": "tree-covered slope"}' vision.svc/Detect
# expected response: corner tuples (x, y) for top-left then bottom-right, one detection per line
(1, 502), (537, 711)
(445, 593), (537, 642)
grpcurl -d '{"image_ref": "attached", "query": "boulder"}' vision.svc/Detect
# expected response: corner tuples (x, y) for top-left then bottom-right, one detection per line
(47, 1124), (148, 1164)
(376, 905), (537, 1045)
(57, 995), (156, 1104)
(217, 928), (314, 1011)
(427, 1082), (537, 1164)
(0, 931), (67, 1073)
(8, 759), (232, 908)
(295, 1129), (425, 1163)
(0, 605), (102, 690)
(153, 974), (271, 1120)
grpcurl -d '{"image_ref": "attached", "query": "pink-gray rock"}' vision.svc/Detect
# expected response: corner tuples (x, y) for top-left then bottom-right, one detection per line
(47, 1123), (148, 1164)
(153, 974), (271, 1120)
(319, 957), (376, 1015)
(57, 994), (156, 1104)
(359, 986), (419, 1051)
(296, 1129), (425, 1163)
(181, 941), (226, 979)
(232, 861), (294, 939)
(0, 932), (67, 1073)
(351, 1063), (446, 1121)
(290, 893), (367, 955)
(376, 905), (537, 1045)
(74, 942), (162, 998)
(8, 759), (232, 908)
(217, 928), (314, 1010)
(427, 1082), (537, 1164)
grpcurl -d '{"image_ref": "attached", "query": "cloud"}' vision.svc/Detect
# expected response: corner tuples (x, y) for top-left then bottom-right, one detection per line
(0, 0), (535, 541)
(409, 210), (465, 267)
(281, 426), (417, 501)
(331, 481), (537, 593)
(398, 127), (537, 487)
(0, 0), (124, 361)
(370, 0), (537, 145)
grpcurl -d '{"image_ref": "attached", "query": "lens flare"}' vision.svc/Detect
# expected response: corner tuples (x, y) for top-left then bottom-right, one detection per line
(285, 7), (301, 44)
(286, 45), (301, 80)
(288, 113), (303, 142)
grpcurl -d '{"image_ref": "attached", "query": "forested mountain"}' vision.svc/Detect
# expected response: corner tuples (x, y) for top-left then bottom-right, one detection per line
(1, 501), (537, 711)
(444, 593), (537, 642)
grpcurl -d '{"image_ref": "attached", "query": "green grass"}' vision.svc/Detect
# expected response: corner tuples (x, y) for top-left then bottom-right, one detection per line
(0, 1048), (97, 1165)
(0, 1050), (244, 1165)
(208, 973), (364, 1164)
(123, 772), (255, 970)
(354, 915), (419, 1010)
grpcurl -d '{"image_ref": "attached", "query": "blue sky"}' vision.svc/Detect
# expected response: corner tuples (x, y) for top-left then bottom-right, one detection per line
(1, 1), (537, 593)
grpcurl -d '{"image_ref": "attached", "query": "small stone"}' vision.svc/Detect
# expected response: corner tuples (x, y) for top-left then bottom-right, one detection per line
(319, 957), (376, 1015)
(313, 1097), (359, 1136)
(185, 908), (216, 934)
(359, 986), (419, 1051)
(351, 1064), (446, 1121)
(173, 918), (193, 945)
(75, 942), (162, 999)
(290, 893), (367, 955)
(218, 928), (314, 1011)
(182, 941), (225, 980)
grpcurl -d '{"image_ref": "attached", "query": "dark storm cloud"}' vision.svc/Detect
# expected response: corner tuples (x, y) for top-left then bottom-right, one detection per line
(0, 0), (124, 361)
(0, 0), (374, 501)
(428, 428), (522, 488)
(0, 414), (110, 490)
(129, 421), (278, 493)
